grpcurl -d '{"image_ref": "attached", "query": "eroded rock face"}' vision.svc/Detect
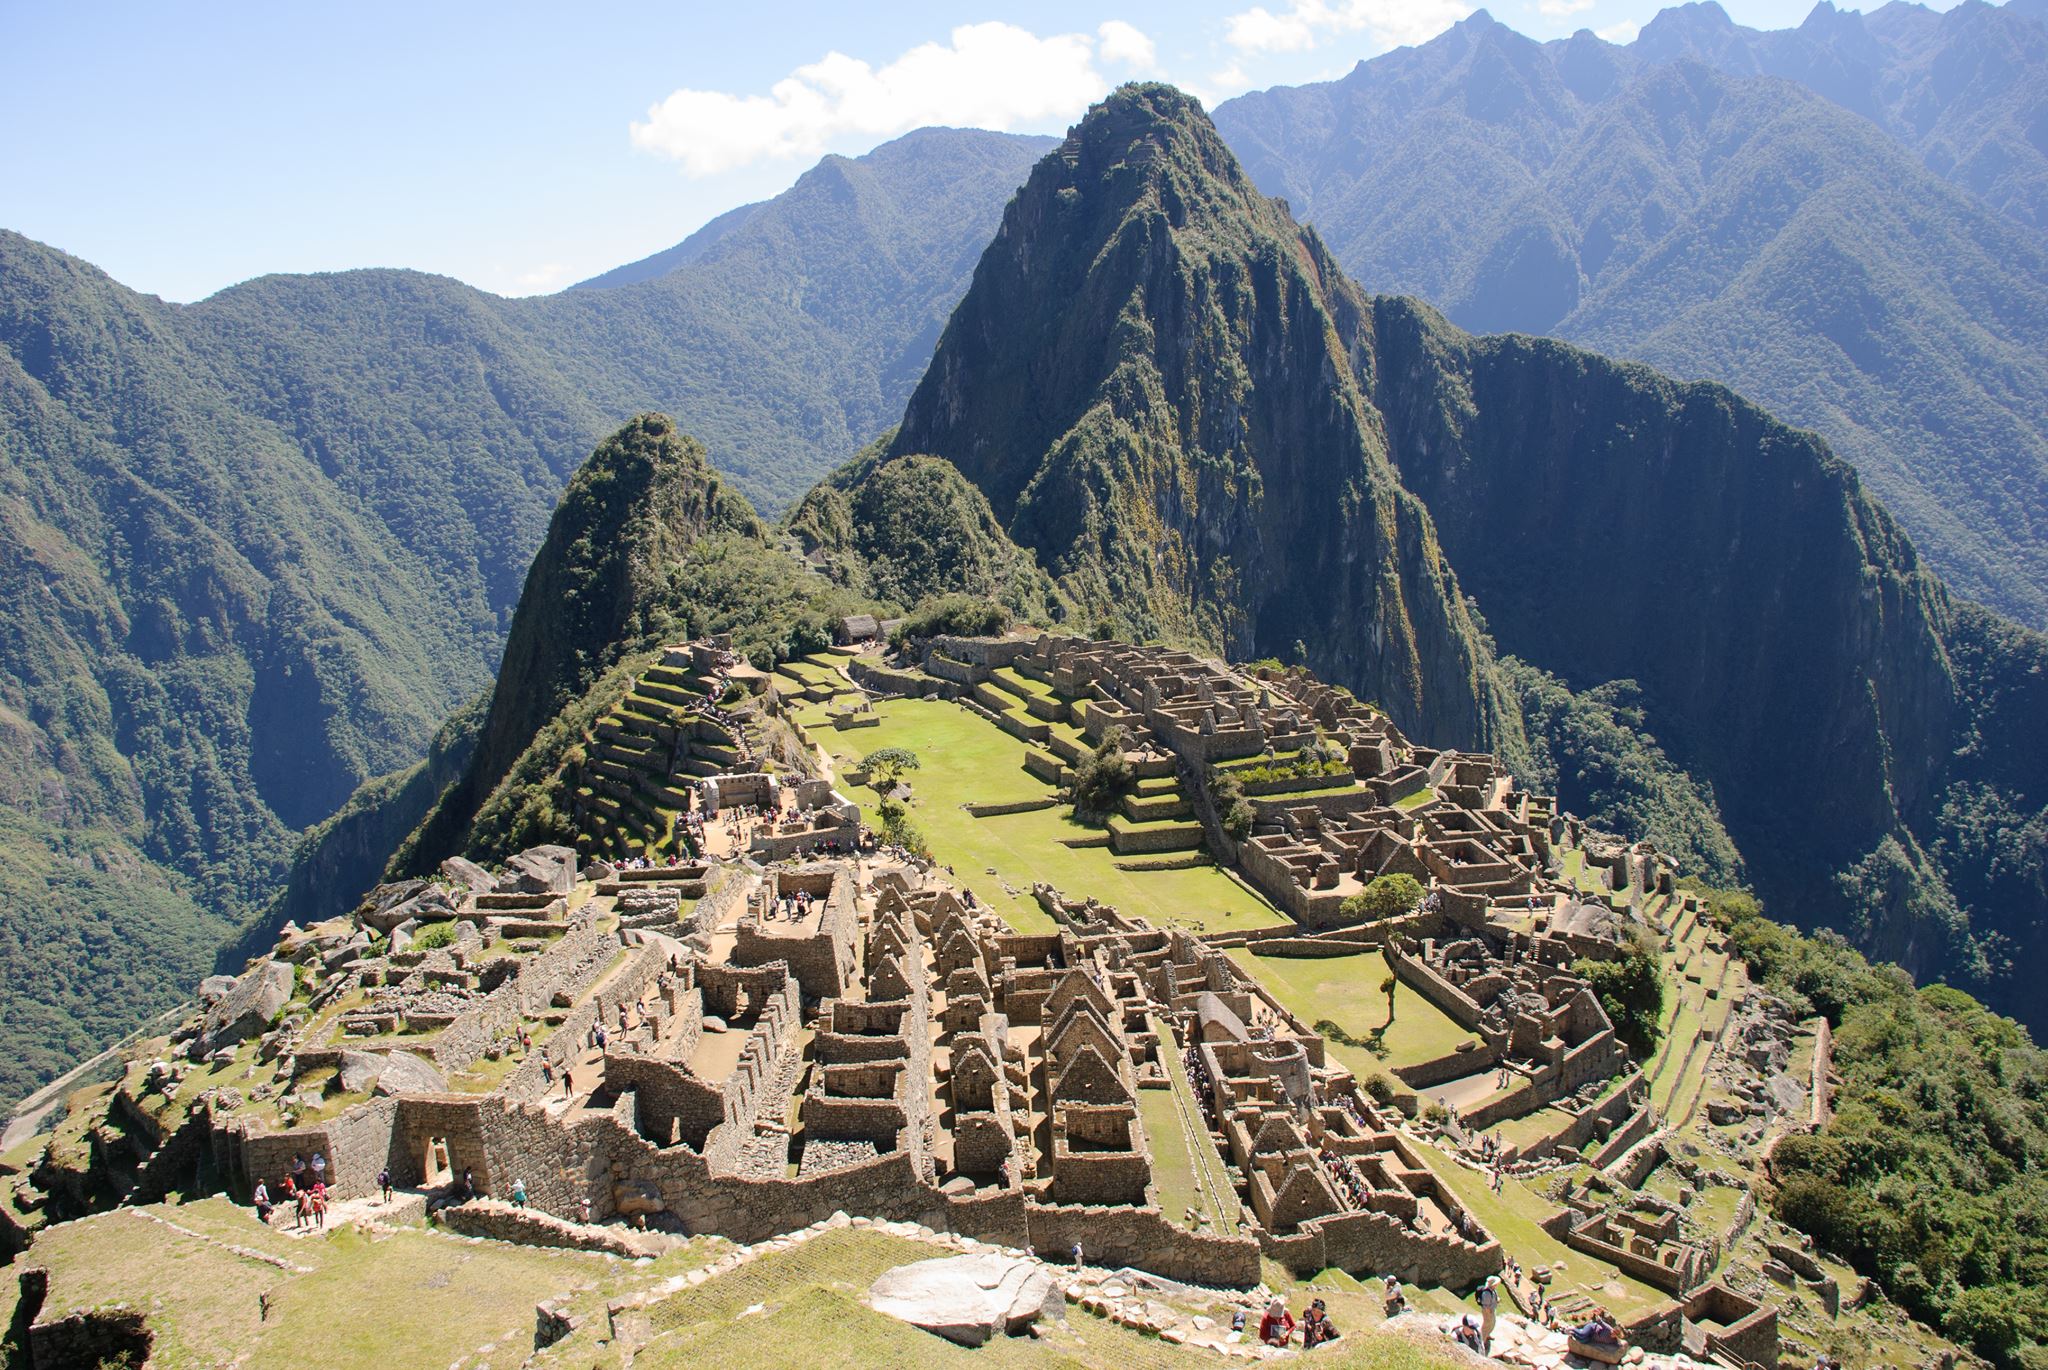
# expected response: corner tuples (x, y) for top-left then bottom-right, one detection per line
(864, 1253), (1061, 1347)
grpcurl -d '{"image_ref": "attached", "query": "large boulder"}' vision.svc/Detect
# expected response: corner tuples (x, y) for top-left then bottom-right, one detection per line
(439, 856), (496, 892)
(358, 880), (463, 934)
(338, 1050), (385, 1093)
(864, 1253), (1061, 1347)
(371, 1051), (448, 1097)
(202, 961), (295, 1046)
(500, 845), (576, 895)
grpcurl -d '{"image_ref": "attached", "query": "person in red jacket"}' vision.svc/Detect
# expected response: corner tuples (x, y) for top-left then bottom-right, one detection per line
(1258, 1298), (1295, 1346)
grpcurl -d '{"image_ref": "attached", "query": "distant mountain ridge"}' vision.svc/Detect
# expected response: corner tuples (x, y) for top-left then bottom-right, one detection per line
(1212, 0), (2048, 628)
(0, 126), (1048, 1105)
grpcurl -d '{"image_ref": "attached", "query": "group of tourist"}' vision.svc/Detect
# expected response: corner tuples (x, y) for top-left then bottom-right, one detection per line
(1181, 1042), (1221, 1135)
(1249, 1296), (1341, 1349)
(251, 1150), (332, 1230)
(613, 853), (692, 872)
(764, 885), (818, 923)
(1315, 1145), (1372, 1212)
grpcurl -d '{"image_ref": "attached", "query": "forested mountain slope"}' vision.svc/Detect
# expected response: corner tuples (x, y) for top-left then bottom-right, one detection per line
(0, 128), (1046, 1104)
(1211, 3), (2048, 627)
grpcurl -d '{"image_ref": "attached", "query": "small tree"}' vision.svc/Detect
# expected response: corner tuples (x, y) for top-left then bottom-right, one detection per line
(1207, 768), (1257, 840)
(1070, 726), (1136, 817)
(860, 747), (920, 787)
(1341, 873), (1425, 923)
(1380, 974), (1399, 1026)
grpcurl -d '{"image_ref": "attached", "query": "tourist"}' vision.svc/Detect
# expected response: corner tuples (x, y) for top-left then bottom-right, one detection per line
(577, 1196), (592, 1224)
(294, 1186), (312, 1230)
(1071, 1241), (1084, 1271)
(461, 1167), (476, 1202)
(1302, 1298), (1339, 1348)
(1453, 1314), (1484, 1350)
(1258, 1299), (1295, 1346)
(1383, 1274), (1405, 1315)
(310, 1150), (327, 1185)
(1575, 1311), (1619, 1346)
(311, 1181), (328, 1230)
(511, 1178), (528, 1208)
(1477, 1275), (1500, 1348)
(378, 1167), (392, 1204)
(291, 1152), (307, 1182)
(252, 1180), (273, 1225)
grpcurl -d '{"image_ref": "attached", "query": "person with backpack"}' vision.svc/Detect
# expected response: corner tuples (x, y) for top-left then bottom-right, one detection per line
(252, 1180), (273, 1226)
(1477, 1275), (1501, 1349)
(378, 1167), (392, 1204)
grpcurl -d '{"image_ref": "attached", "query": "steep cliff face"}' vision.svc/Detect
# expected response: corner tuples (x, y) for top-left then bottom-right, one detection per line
(890, 84), (1519, 757)
(1365, 296), (1982, 978)
(396, 415), (761, 871)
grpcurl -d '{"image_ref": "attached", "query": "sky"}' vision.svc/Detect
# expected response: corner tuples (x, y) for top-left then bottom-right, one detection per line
(0, 0), (1961, 302)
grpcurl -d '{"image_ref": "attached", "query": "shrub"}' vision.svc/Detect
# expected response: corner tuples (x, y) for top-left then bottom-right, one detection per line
(1207, 769), (1257, 840)
(875, 795), (929, 858)
(1070, 727), (1137, 817)
(411, 921), (458, 951)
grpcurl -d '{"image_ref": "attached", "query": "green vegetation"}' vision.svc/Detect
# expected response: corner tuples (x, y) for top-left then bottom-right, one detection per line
(0, 127), (1049, 1105)
(1504, 659), (1742, 888)
(409, 922), (457, 952)
(1573, 933), (1666, 1057)
(858, 747), (920, 776)
(1070, 727), (1137, 818)
(788, 445), (1064, 624)
(893, 593), (1012, 645)
(1339, 873), (1424, 923)
(1205, 768), (1257, 840)
(0, 1195), (725, 1370)
(1696, 887), (2048, 1368)
(887, 83), (1521, 760)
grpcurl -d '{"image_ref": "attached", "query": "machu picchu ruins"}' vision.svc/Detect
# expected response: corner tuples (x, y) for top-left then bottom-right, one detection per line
(1, 628), (1922, 1370)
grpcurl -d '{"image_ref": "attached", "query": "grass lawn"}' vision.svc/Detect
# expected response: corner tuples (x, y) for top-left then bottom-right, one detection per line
(1412, 1153), (1667, 1319)
(1226, 950), (1479, 1076)
(801, 698), (1286, 936)
(1487, 1105), (1573, 1152)
(1147, 1017), (1241, 1233)
(11, 1197), (721, 1370)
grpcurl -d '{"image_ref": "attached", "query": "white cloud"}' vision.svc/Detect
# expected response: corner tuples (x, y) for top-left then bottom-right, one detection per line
(631, 22), (1117, 176)
(1098, 19), (1157, 70)
(1595, 18), (1639, 40)
(514, 262), (569, 291)
(1538, 0), (1595, 16)
(1224, 0), (1474, 55)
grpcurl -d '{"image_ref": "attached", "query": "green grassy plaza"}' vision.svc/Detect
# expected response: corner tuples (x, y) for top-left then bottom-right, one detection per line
(795, 694), (1286, 937)
(1223, 949), (1481, 1077)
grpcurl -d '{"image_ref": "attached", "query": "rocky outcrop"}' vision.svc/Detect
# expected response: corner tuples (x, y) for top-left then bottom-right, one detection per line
(864, 1253), (1062, 1346)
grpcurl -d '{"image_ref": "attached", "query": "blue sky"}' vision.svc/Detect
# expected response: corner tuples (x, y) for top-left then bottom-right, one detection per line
(0, 0), (1961, 301)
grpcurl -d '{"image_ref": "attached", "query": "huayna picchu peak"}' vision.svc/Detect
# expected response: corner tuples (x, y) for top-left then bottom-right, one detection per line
(892, 84), (1522, 763)
(5, 15), (2048, 1370)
